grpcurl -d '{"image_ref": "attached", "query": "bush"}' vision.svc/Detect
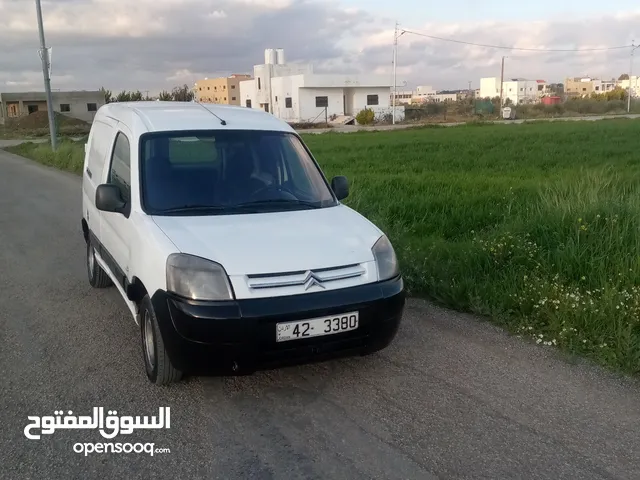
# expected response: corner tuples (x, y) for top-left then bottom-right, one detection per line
(355, 108), (375, 125)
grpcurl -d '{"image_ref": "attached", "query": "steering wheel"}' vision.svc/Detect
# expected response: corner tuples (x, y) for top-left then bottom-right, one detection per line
(250, 183), (297, 200)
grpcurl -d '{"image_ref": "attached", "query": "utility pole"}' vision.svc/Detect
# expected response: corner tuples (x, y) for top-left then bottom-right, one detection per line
(35, 0), (57, 151)
(628, 41), (637, 114)
(392, 22), (398, 124)
(499, 56), (506, 108)
(392, 22), (405, 125)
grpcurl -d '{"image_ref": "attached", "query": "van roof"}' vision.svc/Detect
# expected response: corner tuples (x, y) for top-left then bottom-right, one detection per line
(97, 101), (296, 134)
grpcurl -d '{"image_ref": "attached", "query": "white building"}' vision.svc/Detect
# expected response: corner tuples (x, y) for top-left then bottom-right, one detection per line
(594, 78), (617, 94)
(479, 77), (547, 105)
(617, 76), (640, 97)
(391, 85), (459, 105)
(414, 85), (437, 99)
(240, 49), (402, 123)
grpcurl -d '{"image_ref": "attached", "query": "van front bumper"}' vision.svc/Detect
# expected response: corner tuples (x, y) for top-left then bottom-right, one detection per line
(150, 275), (406, 375)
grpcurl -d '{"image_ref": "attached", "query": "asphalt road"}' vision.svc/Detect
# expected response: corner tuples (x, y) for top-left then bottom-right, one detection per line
(1, 149), (639, 480)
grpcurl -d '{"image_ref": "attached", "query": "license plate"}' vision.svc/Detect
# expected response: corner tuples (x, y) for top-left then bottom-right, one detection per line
(276, 311), (359, 342)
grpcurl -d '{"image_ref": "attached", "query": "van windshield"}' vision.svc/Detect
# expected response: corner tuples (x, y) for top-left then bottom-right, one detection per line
(139, 130), (338, 215)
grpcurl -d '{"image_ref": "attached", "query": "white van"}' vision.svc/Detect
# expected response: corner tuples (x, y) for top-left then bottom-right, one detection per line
(81, 101), (405, 385)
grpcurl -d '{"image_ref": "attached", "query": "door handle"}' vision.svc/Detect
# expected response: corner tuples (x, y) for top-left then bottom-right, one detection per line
(86, 168), (92, 178)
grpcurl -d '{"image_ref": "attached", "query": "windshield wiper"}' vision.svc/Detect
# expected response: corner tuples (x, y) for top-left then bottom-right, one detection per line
(231, 199), (321, 209)
(158, 204), (227, 213)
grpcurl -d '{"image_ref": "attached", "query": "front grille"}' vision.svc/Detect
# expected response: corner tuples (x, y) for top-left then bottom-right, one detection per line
(246, 264), (366, 290)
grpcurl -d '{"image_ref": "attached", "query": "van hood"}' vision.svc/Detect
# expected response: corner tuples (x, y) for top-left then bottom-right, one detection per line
(151, 205), (383, 275)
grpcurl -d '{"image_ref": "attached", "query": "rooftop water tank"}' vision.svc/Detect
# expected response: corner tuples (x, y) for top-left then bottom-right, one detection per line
(264, 48), (276, 65)
(276, 48), (285, 65)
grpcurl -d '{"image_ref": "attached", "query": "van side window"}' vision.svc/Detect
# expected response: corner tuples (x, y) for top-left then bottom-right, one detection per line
(108, 132), (131, 202)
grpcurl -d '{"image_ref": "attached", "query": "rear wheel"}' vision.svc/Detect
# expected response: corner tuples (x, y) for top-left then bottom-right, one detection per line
(87, 240), (112, 288)
(140, 294), (183, 385)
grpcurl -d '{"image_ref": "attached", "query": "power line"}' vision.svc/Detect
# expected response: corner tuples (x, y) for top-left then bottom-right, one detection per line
(400, 28), (633, 52)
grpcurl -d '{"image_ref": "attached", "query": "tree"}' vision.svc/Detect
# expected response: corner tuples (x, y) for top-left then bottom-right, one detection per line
(619, 73), (629, 81)
(171, 84), (195, 102)
(158, 90), (173, 101)
(114, 90), (132, 102)
(99, 86), (113, 103)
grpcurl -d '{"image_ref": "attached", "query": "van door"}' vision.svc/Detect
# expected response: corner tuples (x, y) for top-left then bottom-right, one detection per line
(83, 118), (116, 241)
(99, 122), (134, 288)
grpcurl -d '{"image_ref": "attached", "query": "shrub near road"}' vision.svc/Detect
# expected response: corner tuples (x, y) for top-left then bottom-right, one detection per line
(5, 119), (640, 374)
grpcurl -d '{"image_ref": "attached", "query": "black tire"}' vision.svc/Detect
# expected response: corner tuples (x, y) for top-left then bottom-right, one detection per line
(140, 295), (183, 385)
(87, 240), (112, 288)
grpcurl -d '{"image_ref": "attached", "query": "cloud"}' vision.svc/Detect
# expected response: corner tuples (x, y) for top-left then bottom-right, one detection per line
(0, 0), (637, 94)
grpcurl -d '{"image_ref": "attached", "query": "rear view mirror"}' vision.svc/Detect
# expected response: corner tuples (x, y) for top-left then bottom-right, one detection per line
(331, 175), (349, 201)
(96, 184), (127, 214)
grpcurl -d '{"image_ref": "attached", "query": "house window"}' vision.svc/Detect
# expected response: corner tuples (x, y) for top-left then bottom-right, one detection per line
(60, 104), (71, 112)
(246, 99), (252, 107)
(315, 96), (328, 108)
(258, 78), (261, 89)
(275, 96), (278, 102)
(285, 97), (292, 108)
(231, 85), (236, 89)
(232, 97), (236, 101)
(366, 94), (379, 105)
(87, 103), (97, 112)
(207, 87), (210, 90)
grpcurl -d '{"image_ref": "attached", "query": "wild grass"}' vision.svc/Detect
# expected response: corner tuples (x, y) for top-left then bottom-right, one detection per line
(5, 119), (640, 374)
(5, 137), (86, 173)
(301, 119), (640, 374)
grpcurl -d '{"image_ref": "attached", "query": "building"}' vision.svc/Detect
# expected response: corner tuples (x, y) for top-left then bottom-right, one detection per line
(564, 76), (618, 97)
(479, 77), (547, 105)
(390, 90), (414, 105)
(414, 85), (437, 100)
(239, 48), (401, 123)
(541, 96), (562, 105)
(194, 74), (252, 105)
(618, 76), (640, 98)
(0, 90), (104, 125)
(479, 77), (500, 99)
(594, 78), (617, 95)
(391, 85), (460, 105)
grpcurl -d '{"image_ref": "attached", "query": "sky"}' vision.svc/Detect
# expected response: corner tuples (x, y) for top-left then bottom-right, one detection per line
(0, 0), (638, 95)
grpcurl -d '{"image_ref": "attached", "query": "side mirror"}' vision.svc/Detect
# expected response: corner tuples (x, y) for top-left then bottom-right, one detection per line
(331, 175), (349, 201)
(96, 184), (126, 214)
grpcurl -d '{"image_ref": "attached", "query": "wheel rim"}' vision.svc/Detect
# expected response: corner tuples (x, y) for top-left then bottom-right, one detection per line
(88, 245), (95, 277)
(143, 311), (156, 370)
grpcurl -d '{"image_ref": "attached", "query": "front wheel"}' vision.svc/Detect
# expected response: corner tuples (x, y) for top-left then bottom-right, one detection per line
(140, 295), (183, 385)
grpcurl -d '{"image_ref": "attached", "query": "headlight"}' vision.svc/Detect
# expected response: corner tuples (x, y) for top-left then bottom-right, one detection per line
(166, 253), (234, 301)
(372, 235), (400, 281)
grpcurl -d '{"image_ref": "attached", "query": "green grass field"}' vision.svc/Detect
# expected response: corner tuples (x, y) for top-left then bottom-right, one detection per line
(5, 119), (640, 374)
